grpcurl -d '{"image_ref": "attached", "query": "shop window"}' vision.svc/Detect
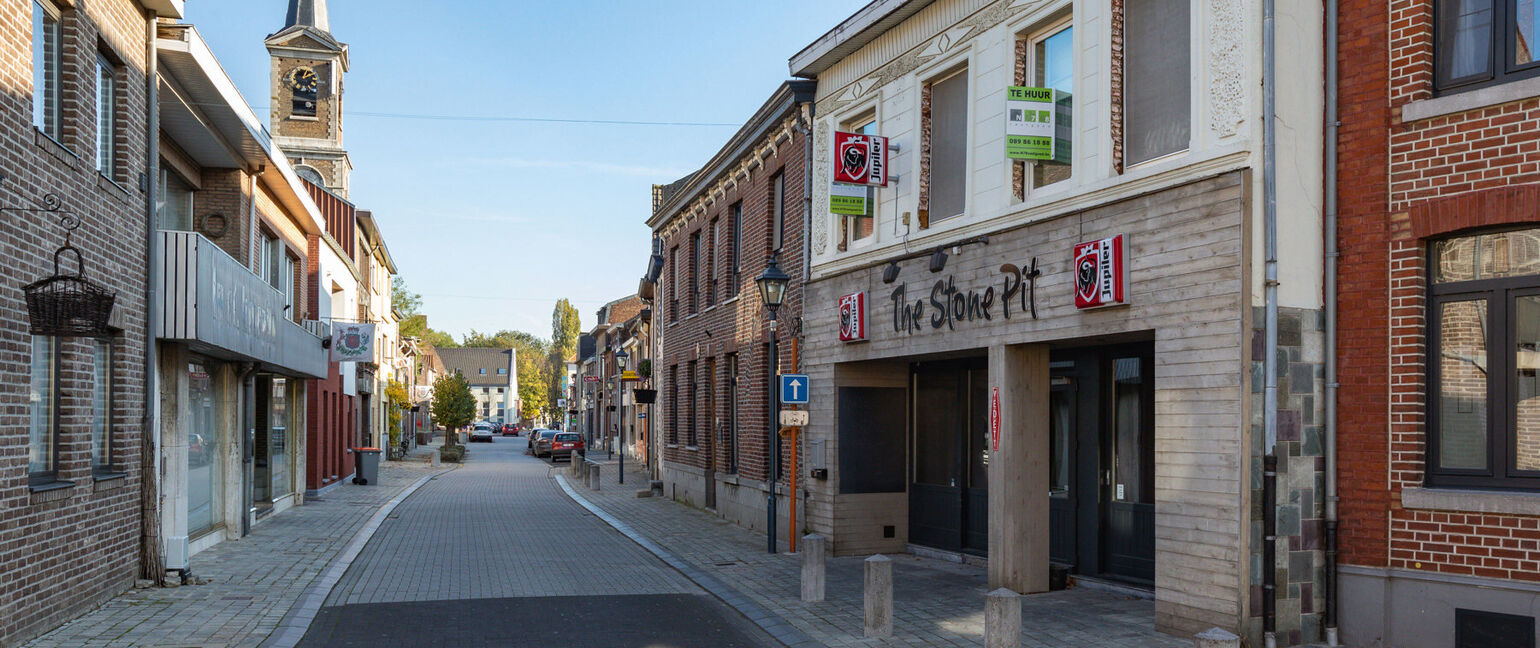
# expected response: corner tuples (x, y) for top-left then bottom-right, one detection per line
(188, 362), (222, 535)
(840, 111), (877, 249)
(32, 1), (62, 140)
(1124, 0), (1190, 165)
(1436, 0), (1540, 93)
(29, 335), (59, 485)
(1429, 227), (1540, 488)
(92, 340), (113, 473)
(771, 172), (787, 251)
(1031, 24), (1073, 189)
(156, 169), (195, 231)
(96, 53), (120, 178)
(923, 67), (969, 226)
(270, 378), (290, 499)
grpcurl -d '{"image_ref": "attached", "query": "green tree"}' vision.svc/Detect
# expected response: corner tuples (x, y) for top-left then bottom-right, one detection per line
(430, 372), (475, 447)
(422, 328), (457, 348)
(385, 379), (410, 451)
(547, 299), (582, 416)
(392, 276), (422, 319)
(518, 353), (548, 420)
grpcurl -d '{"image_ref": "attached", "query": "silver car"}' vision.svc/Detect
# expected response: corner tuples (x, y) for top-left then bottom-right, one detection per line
(468, 422), (495, 442)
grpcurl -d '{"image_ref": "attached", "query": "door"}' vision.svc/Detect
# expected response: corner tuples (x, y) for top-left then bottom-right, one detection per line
(909, 358), (989, 554)
(253, 377), (271, 504)
(1100, 349), (1156, 583)
(1048, 376), (1078, 566)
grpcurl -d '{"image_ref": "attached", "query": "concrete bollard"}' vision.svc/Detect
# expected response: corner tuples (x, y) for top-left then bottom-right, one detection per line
(429, 449), (440, 467)
(801, 534), (826, 602)
(985, 588), (1021, 648)
(1193, 628), (1241, 648)
(589, 464), (601, 491)
(864, 554), (892, 638)
(649, 480), (664, 497)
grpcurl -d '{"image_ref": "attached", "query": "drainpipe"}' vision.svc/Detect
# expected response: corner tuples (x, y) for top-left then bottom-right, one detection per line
(1323, 0), (1342, 642)
(1262, 0), (1280, 644)
(140, 10), (164, 583)
(796, 103), (813, 279)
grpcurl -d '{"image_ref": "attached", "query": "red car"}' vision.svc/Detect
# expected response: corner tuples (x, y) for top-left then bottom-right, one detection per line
(501, 423), (519, 436)
(548, 432), (585, 462)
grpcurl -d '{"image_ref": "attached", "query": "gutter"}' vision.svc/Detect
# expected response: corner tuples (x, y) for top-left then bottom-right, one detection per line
(1323, 0), (1341, 642)
(141, 8), (164, 583)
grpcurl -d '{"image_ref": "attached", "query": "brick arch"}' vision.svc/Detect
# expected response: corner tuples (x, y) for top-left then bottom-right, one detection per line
(1410, 183), (1540, 240)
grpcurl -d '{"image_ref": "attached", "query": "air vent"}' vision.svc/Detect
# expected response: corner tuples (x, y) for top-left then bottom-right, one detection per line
(883, 525), (895, 539)
(1456, 609), (1534, 648)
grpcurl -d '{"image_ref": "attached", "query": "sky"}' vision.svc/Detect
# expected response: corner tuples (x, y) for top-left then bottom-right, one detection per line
(187, 0), (866, 339)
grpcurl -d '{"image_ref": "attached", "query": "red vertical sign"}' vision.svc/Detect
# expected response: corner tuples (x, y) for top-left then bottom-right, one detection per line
(990, 387), (1000, 452)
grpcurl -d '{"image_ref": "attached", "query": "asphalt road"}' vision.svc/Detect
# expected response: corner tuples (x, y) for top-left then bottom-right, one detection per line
(296, 436), (778, 648)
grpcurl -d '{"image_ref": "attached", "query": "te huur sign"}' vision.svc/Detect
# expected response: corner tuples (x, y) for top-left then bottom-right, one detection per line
(890, 260), (1040, 335)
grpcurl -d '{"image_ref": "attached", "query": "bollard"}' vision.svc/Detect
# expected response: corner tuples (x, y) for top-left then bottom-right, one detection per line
(429, 449), (440, 467)
(985, 588), (1021, 648)
(1193, 628), (1241, 648)
(801, 534), (826, 602)
(589, 464), (601, 491)
(864, 554), (892, 638)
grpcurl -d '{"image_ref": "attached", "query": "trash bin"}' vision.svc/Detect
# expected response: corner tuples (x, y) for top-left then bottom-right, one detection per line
(351, 447), (381, 485)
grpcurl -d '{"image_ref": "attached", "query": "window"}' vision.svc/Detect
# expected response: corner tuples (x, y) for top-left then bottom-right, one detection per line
(29, 335), (58, 483)
(259, 230), (281, 289)
(924, 67), (969, 224)
(92, 340), (113, 472)
(687, 361), (698, 446)
(670, 245), (680, 321)
(291, 67), (318, 117)
(188, 363), (222, 534)
(1436, 0), (1540, 91)
(1124, 0), (1191, 165)
(725, 354), (739, 473)
(96, 54), (119, 178)
(705, 357), (717, 457)
(707, 218), (718, 307)
(771, 173), (787, 251)
(1031, 24), (1074, 189)
(669, 364), (679, 444)
(842, 113), (877, 247)
(282, 253), (296, 317)
(689, 230), (701, 314)
(730, 202), (742, 296)
(497, 387), (505, 394)
(1428, 227), (1540, 488)
(497, 368), (506, 375)
(157, 169), (195, 231)
(479, 368), (486, 375)
(32, 1), (61, 139)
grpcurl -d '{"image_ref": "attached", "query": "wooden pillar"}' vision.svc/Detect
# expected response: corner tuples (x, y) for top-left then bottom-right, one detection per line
(987, 343), (1050, 593)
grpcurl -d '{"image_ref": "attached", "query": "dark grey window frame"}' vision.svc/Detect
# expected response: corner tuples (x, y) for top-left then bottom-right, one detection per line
(92, 337), (119, 475)
(1427, 234), (1540, 489)
(1435, 0), (1540, 93)
(730, 202), (742, 296)
(30, 335), (63, 488)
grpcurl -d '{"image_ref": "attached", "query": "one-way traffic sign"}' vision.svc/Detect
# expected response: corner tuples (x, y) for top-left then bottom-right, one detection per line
(780, 374), (810, 404)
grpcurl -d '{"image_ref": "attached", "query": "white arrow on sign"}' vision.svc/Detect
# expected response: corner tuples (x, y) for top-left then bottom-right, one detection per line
(787, 378), (804, 401)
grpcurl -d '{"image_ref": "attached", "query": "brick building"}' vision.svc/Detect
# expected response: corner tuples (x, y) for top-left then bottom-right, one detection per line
(581, 295), (647, 458)
(789, 0), (1324, 643)
(0, 0), (178, 644)
(648, 81), (813, 537)
(1336, 1), (1540, 645)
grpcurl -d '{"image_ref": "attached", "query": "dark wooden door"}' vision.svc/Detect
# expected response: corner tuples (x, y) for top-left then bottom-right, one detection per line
(1100, 347), (1155, 583)
(909, 359), (988, 554)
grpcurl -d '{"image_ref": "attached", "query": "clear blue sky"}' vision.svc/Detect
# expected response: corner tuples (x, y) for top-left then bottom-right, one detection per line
(189, 0), (864, 339)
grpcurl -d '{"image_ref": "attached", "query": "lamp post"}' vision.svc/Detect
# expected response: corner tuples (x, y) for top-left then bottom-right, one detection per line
(755, 252), (791, 554)
(616, 347), (629, 484)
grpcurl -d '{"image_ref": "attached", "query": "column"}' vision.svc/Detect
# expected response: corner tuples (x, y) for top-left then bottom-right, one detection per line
(987, 343), (1050, 593)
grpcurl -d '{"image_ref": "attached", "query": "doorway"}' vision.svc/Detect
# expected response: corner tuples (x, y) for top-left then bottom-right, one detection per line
(908, 357), (989, 554)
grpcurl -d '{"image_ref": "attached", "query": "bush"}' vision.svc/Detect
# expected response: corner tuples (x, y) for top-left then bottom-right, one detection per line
(439, 445), (465, 463)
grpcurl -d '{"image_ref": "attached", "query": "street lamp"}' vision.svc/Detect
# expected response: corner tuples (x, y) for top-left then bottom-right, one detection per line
(615, 347), (629, 483)
(755, 253), (791, 554)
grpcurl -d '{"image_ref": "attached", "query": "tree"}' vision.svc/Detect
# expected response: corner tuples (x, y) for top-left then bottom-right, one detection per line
(518, 353), (548, 420)
(550, 299), (581, 361)
(385, 379), (410, 451)
(392, 276), (422, 319)
(430, 372), (475, 447)
(422, 328), (457, 348)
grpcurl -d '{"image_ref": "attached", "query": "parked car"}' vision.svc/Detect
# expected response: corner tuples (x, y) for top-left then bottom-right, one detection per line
(189, 433), (211, 465)
(527, 428), (548, 451)
(501, 423), (519, 436)
(548, 432), (584, 462)
(531, 429), (560, 457)
(469, 422), (495, 443)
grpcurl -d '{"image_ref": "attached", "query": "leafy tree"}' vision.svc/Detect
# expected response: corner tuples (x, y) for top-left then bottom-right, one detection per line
(518, 353), (548, 420)
(392, 277), (422, 319)
(422, 328), (457, 348)
(550, 299), (581, 361)
(430, 372), (475, 447)
(385, 379), (410, 450)
(400, 313), (428, 339)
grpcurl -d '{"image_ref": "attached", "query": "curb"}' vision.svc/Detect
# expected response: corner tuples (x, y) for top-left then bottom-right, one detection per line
(555, 474), (821, 648)
(257, 466), (454, 648)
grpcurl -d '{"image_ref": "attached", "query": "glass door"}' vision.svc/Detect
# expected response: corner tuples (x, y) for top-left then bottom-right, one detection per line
(187, 362), (222, 536)
(271, 378), (290, 499)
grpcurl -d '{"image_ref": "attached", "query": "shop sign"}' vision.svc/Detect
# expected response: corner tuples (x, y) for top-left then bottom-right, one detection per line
(621, 370), (640, 381)
(331, 323), (374, 362)
(833, 131), (888, 186)
(583, 375), (600, 383)
(990, 387), (1000, 452)
(780, 410), (809, 427)
(1073, 234), (1129, 309)
(889, 259), (1040, 335)
(1005, 86), (1069, 163)
(838, 291), (868, 342)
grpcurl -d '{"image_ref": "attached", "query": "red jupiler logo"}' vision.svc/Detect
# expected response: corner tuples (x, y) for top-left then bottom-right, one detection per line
(1073, 234), (1129, 309)
(838, 291), (867, 342)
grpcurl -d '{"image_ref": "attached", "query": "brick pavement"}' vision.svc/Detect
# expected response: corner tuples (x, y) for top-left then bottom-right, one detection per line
(23, 449), (447, 648)
(566, 455), (1192, 648)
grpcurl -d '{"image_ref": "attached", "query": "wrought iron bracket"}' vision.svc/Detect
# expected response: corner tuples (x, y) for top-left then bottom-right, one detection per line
(0, 172), (83, 242)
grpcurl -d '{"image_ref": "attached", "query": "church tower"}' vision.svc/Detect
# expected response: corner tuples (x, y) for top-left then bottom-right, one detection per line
(266, 0), (352, 197)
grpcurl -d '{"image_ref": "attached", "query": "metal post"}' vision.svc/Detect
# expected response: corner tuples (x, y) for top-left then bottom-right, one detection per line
(618, 385), (625, 484)
(767, 309), (780, 554)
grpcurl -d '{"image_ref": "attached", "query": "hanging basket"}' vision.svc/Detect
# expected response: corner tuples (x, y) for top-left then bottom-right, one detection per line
(632, 389), (657, 404)
(24, 244), (116, 337)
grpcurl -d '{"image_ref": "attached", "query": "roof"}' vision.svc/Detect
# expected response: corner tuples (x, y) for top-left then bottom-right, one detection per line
(436, 348), (516, 387)
(285, 0), (329, 33)
(597, 295), (646, 327)
(788, 0), (933, 78)
(646, 81), (816, 230)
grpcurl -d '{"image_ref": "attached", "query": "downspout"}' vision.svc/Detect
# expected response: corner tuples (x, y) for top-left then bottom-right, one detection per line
(1323, 0), (1342, 642)
(1262, 0), (1280, 644)
(140, 9), (164, 583)
(797, 103), (813, 279)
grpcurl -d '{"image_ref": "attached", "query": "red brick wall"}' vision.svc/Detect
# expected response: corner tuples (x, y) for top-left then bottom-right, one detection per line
(657, 117), (807, 485)
(0, 1), (154, 644)
(1338, 0), (1540, 576)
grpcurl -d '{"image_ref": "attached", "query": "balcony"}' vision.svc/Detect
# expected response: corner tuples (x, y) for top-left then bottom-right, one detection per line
(155, 231), (327, 378)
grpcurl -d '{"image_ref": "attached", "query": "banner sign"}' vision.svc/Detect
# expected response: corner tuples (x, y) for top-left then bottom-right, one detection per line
(1005, 86), (1068, 163)
(830, 181), (868, 215)
(1074, 234), (1129, 309)
(833, 131), (889, 186)
(990, 387), (1000, 452)
(331, 323), (375, 362)
(838, 291), (867, 343)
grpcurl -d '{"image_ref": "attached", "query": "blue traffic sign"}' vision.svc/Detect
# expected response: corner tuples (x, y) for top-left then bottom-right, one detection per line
(780, 374), (810, 404)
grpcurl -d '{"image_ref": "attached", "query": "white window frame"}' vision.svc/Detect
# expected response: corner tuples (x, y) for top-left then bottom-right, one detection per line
(96, 53), (118, 177)
(1026, 18), (1074, 193)
(840, 108), (880, 249)
(32, 0), (62, 139)
(92, 339), (114, 472)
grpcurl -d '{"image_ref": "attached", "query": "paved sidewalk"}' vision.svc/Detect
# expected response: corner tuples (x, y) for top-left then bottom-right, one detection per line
(563, 455), (1190, 648)
(24, 447), (449, 648)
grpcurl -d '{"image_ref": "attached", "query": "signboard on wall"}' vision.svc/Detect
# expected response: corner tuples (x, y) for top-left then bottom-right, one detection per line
(833, 131), (889, 186)
(838, 291), (867, 342)
(830, 181), (868, 215)
(331, 323), (375, 362)
(1074, 234), (1129, 309)
(990, 387), (1000, 452)
(1005, 86), (1068, 163)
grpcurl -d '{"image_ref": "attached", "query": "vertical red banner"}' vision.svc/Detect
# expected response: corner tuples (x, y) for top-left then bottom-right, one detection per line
(990, 387), (1001, 452)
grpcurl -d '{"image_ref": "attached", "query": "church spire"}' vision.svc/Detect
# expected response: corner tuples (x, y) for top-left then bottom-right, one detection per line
(284, 0), (329, 34)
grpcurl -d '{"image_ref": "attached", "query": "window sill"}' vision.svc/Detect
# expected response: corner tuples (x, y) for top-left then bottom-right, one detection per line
(34, 128), (79, 167)
(1403, 76), (1540, 123)
(93, 471), (128, 491)
(685, 445), (699, 451)
(1403, 486), (1540, 516)
(29, 479), (76, 503)
(288, 115), (320, 122)
(666, 443), (679, 449)
(97, 171), (132, 201)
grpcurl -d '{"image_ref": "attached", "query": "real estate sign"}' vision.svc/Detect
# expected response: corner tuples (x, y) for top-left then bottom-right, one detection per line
(1005, 86), (1066, 162)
